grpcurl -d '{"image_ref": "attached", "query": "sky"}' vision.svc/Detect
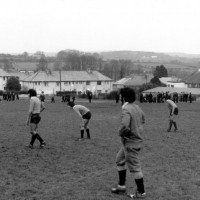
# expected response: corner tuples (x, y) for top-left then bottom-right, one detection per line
(0, 0), (200, 54)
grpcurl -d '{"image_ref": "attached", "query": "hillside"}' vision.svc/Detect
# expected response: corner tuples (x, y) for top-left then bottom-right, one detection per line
(99, 50), (200, 67)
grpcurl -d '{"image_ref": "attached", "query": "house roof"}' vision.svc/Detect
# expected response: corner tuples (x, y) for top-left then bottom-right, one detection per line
(114, 74), (153, 86)
(0, 68), (11, 77)
(143, 87), (200, 95)
(9, 72), (29, 80)
(22, 70), (113, 82)
(183, 69), (200, 83)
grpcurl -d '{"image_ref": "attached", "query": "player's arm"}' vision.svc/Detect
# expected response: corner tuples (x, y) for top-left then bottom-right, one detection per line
(118, 109), (131, 137)
(73, 107), (82, 118)
(26, 99), (34, 125)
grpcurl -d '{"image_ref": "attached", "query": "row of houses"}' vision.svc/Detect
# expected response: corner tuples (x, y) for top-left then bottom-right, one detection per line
(1, 67), (200, 95)
(0, 69), (113, 95)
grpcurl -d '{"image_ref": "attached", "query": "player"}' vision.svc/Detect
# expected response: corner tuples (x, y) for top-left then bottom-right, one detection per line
(68, 101), (91, 140)
(111, 87), (146, 199)
(26, 89), (46, 148)
(166, 99), (178, 132)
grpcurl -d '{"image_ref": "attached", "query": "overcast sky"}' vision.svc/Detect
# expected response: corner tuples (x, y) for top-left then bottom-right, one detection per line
(0, 0), (200, 54)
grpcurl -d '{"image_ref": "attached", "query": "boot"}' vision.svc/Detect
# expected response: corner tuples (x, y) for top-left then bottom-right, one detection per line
(167, 120), (173, 132)
(135, 178), (145, 195)
(111, 170), (126, 194)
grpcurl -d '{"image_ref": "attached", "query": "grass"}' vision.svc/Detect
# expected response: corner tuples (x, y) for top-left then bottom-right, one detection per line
(0, 98), (200, 200)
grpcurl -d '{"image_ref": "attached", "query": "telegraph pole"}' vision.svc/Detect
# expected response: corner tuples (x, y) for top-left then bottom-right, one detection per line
(59, 70), (62, 92)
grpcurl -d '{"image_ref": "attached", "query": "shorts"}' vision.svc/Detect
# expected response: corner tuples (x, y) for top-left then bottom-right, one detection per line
(174, 107), (178, 115)
(82, 112), (91, 120)
(30, 113), (41, 124)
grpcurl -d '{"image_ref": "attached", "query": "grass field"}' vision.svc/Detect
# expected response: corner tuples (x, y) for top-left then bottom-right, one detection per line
(0, 98), (200, 200)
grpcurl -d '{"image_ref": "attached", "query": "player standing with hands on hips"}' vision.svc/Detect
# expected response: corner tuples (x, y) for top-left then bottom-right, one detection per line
(26, 89), (46, 148)
(112, 87), (146, 199)
(166, 99), (178, 132)
(68, 101), (91, 141)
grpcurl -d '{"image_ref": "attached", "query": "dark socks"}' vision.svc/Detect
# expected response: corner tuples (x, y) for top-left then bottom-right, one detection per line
(173, 122), (178, 131)
(135, 178), (145, 194)
(118, 170), (126, 186)
(81, 130), (84, 138)
(30, 134), (37, 145)
(86, 129), (90, 138)
(167, 120), (173, 132)
(35, 133), (44, 143)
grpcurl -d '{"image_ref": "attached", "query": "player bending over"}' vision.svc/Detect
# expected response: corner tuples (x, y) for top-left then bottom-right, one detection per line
(68, 101), (91, 141)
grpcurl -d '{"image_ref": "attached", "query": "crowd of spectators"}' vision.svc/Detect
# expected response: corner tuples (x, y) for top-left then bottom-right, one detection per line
(139, 92), (193, 103)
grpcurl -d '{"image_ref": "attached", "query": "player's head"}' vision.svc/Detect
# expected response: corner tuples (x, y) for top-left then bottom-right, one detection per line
(28, 89), (37, 97)
(68, 101), (75, 108)
(122, 87), (136, 103)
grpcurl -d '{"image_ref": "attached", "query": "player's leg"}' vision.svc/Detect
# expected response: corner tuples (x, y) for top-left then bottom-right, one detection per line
(111, 147), (127, 194)
(126, 147), (146, 198)
(84, 119), (90, 138)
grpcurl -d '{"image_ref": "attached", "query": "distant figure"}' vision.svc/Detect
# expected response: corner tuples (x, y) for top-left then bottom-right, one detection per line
(40, 91), (45, 102)
(88, 92), (92, 103)
(166, 99), (178, 132)
(189, 93), (192, 103)
(51, 95), (55, 103)
(115, 92), (120, 103)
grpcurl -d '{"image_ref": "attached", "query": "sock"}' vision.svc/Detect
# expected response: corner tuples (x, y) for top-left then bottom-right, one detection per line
(135, 178), (145, 194)
(81, 130), (84, 138)
(35, 133), (44, 143)
(86, 129), (90, 138)
(118, 170), (126, 186)
(30, 134), (37, 145)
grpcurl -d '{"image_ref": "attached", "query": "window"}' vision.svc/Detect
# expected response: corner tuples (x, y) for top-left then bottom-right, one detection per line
(3, 76), (5, 80)
(64, 82), (69, 85)
(35, 82), (37, 85)
(56, 82), (60, 86)
(97, 81), (101, 85)
(44, 82), (48, 86)
(86, 81), (90, 85)
(38, 82), (40, 85)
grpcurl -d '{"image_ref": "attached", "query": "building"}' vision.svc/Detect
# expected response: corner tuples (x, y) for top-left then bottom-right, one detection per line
(21, 70), (113, 95)
(0, 68), (12, 90)
(159, 77), (187, 88)
(113, 73), (153, 90)
(184, 69), (200, 88)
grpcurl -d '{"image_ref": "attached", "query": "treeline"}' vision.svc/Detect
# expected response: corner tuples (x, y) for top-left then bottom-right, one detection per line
(0, 50), (154, 80)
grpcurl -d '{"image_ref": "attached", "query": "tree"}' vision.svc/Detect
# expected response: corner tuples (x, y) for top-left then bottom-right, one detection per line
(36, 55), (48, 71)
(6, 77), (21, 91)
(150, 76), (162, 85)
(3, 58), (14, 72)
(153, 64), (168, 78)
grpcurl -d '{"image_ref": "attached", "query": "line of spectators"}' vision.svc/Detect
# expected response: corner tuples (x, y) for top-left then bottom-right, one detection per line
(140, 92), (193, 103)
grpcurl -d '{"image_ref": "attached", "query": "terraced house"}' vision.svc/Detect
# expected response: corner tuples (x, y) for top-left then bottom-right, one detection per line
(0, 69), (12, 90)
(21, 70), (113, 95)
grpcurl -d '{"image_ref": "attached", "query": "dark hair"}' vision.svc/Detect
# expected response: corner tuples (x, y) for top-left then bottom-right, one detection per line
(27, 89), (37, 97)
(68, 101), (75, 107)
(121, 87), (136, 103)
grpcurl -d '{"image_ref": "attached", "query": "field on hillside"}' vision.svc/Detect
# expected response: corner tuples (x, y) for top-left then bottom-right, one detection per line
(0, 98), (200, 200)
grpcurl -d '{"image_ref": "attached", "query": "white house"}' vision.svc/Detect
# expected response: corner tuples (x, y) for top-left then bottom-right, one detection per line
(21, 70), (113, 95)
(159, 77), (187, 88)
(113, 73), (153, 90)
(0, 68), (12, 90)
